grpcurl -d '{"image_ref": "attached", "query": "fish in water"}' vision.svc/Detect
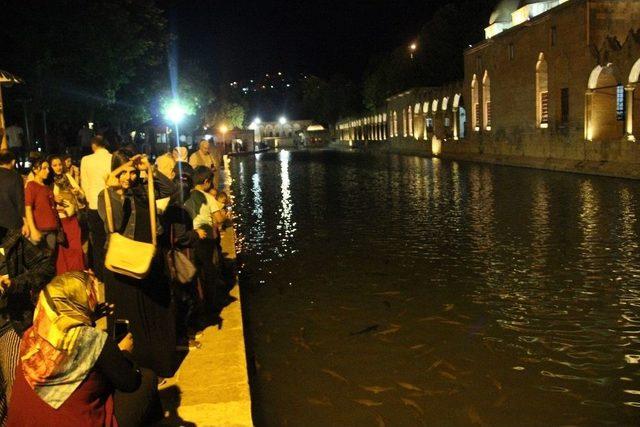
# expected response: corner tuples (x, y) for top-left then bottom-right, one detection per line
(374, 414), (386, 427)
(307, 397), (332, 406)
(360, 385), (394, 394)
(321, 369), (348, 383)
(376, 326), (401, 336)
(397, 382), (423, 392)
(439, 371), (457, 381)
(401, 398), (424, 416)
(350, 324), (380, 336)
(410, 344), (425, 350)
(427, 360), (443, 372)
(291, 335), (311, 351)
(354, 399), (383, 407)
(467, 405), (487, 426)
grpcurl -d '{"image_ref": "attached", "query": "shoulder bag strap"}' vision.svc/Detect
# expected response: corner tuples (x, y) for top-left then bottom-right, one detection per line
(147, 165), (157, 247)
(103, 186), (115, 234)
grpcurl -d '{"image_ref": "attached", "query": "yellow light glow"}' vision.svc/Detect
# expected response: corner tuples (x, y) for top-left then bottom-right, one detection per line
(219, 125), (228, 134)
(410, 43), (417, 51)
(432, 139), (442, 156)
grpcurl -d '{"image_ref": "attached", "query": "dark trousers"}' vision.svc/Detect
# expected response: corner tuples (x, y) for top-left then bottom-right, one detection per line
(87, 209), (106, 281)
(194, 239), (225, 313)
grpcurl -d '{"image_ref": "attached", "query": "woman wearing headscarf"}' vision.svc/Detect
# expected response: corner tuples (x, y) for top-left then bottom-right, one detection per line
(7, 271), (144, 426)
(97, 150), (176, 378)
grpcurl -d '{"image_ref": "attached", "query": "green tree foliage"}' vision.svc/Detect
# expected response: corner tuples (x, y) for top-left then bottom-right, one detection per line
(205, 102), (246, 130)
(157, 60), (216, 131)
(1, 0), (166, 123)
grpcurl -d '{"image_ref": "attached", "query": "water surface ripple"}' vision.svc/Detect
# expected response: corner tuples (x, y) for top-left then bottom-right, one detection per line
(232, 151), (640, 426)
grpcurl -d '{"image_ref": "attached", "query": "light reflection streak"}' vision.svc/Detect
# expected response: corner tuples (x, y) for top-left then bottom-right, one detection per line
(278, 150), (295, 255)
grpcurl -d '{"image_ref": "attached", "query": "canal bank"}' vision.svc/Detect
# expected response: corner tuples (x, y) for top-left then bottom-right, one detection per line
(331, 139), (640, 180)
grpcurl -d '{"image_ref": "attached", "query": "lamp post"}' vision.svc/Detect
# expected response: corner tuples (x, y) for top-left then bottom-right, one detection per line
(164, 100), (186, 149)
(409, 42), (417, 60)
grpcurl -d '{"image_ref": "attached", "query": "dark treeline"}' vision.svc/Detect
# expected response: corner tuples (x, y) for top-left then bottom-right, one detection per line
(0, 0), (496, 140)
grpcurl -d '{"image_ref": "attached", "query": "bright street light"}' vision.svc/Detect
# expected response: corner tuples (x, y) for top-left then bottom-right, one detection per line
(409, 42), (418, 59)
(279, 116), (287, 125)
(164, 101), (187, 124)
(219, 125), (228, 134)
(254, 117), (261, 124)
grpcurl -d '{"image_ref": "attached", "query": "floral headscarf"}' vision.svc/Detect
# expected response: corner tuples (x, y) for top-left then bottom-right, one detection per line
(19, 271), (107, 409)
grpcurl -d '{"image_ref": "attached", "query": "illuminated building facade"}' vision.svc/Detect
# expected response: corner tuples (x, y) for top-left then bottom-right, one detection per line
(337, 0), (640, 177)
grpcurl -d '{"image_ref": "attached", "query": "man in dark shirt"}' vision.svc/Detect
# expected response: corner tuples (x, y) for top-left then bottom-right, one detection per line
(0, 227), (55, 423)
(0, 150), (28, 236)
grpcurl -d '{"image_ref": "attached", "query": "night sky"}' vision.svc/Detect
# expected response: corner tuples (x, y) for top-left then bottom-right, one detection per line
(160, 0), (497, 84)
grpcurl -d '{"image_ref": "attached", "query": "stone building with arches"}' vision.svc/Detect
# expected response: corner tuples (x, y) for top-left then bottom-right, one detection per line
(337, 0), (640, 178)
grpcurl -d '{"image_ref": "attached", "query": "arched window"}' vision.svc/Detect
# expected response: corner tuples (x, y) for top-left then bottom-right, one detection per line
(586, 64), (622, 141)
(536, 53), (549, 128)
(483, 71), (492, 130)
(471, 74), (479, 131)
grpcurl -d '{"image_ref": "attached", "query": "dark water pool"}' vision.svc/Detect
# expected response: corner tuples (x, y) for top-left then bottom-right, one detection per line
(231, 150), (640, 426)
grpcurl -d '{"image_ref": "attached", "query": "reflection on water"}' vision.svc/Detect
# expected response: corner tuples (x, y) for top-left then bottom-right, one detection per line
(232, 151), (640, 426)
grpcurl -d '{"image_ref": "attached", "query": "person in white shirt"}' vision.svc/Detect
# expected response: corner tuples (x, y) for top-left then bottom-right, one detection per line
(80, 136), (112, 280)
(188, 139), (220, 191)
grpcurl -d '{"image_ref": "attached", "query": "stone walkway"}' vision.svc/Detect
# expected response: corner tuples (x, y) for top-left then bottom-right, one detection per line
(158, 225), (253, 427)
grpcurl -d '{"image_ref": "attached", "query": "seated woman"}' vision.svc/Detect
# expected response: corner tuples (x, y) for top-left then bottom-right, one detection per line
(7, 271), (159, 427)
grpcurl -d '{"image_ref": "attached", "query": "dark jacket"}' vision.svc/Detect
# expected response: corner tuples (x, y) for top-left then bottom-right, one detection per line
(0, 229), (55, 335)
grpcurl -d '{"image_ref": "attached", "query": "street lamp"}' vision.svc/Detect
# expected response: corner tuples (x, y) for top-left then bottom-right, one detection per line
(279, 116), (287, 125)
(164, 101), (186, 125)
(409, 42), (417, 59)
(163, 100), (187, 148)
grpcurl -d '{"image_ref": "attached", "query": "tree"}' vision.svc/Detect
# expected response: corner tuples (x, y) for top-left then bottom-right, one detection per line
(1, 0), (167, 128)
(156, 60), (216, 132)
(205, 102), (246, 130)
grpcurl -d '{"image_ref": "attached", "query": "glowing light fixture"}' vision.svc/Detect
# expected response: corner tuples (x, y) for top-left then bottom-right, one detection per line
(279, 116), (287, 125)
(164, 101), (187, 124)
(219, 125), (229, 134)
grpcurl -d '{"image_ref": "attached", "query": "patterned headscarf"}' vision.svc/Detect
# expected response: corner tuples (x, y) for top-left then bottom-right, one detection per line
(19, 271), (107, 409)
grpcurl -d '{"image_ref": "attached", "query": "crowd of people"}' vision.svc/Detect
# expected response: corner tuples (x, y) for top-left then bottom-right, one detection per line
(0, 127), (233, 426)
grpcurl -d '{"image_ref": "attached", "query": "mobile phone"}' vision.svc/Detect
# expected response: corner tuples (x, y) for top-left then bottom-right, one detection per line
(113, 319), (130, 342)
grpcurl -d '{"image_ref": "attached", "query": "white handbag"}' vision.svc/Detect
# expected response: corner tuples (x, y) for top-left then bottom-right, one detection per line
(103, 166), (157, 279)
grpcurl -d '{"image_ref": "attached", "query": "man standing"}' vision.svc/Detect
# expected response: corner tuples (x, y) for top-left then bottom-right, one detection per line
(189, 139), (220, 190)
(0, 150), (27, 237)
(80, 136), (112, 280)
